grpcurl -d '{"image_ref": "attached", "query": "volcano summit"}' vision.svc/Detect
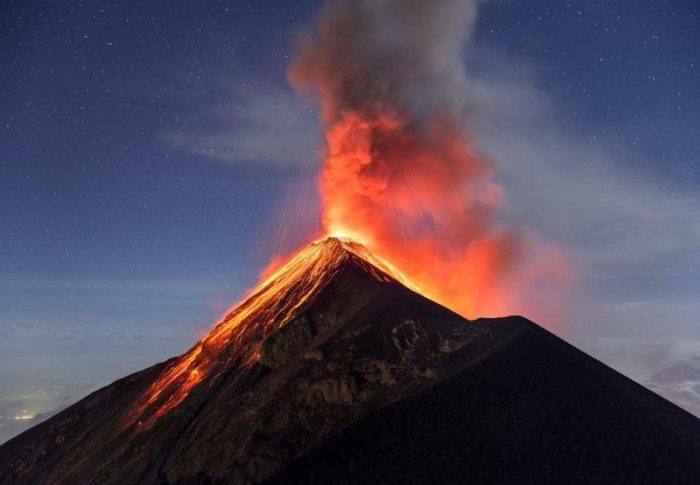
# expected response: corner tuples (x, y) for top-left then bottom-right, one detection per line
(1, 237), (700, 484)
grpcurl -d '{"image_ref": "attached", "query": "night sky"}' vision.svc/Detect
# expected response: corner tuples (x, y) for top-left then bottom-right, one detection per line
(2, 0), (699, 442)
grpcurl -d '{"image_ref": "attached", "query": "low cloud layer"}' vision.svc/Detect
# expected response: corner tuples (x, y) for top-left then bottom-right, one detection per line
(575, 336), (700, 418)
(646, 357), (700, 417)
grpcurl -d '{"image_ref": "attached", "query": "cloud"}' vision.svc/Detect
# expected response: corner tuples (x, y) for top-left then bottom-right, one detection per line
(472, 75), (700, 269)
(573, 336), (700, 418)
(162, 83), (320, 167)
(646, 356), (700, 418)
(0, 318), (202, 342)
(289, 0), (479, 124)
(465, 63), (700, 335)
(158, 23), (700, 337)
(0, 274), (234, 295)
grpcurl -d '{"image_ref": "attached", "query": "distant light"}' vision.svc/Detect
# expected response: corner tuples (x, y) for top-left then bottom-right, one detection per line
(12, 414), (35, 421)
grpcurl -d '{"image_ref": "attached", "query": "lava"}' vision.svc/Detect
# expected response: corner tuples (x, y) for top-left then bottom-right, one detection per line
(123, 237), (410, 429)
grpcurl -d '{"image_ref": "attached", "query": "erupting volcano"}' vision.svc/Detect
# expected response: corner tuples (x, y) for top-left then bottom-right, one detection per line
(2, 0), (699, 483)
(2, 236), (700, 483)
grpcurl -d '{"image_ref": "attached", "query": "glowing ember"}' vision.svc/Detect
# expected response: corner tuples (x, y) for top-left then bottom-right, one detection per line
(123, 237), (410, 429)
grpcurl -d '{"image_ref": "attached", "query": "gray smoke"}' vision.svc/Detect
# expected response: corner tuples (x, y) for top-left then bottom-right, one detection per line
(289, 0), (480, 125)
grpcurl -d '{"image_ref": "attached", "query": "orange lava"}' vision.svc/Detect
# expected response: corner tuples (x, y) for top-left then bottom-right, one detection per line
(122, 237), (406, 429)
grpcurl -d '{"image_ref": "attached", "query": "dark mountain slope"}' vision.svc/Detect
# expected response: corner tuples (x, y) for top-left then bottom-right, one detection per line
(271, 319), (700, 484)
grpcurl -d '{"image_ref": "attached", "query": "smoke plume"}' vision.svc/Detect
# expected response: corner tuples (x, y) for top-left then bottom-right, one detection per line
(290, 0), (569, 320)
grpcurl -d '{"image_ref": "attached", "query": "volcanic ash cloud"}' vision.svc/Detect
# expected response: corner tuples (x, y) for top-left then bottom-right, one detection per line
(289, 0), (571, 322)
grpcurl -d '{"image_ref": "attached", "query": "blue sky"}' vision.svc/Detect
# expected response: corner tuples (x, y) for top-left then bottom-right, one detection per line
(1, 0), (699, 442)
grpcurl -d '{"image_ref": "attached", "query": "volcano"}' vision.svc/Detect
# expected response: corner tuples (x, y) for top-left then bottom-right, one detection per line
(1, 237), (700, 484)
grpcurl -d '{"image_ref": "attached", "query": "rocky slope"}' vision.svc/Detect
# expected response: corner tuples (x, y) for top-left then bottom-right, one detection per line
(271, 319), (700, 484)
(1, 237), (699, 484)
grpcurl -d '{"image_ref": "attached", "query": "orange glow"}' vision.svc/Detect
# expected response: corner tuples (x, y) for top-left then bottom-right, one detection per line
(124, 108), (571, 429)
(122, 236), (408, 429)
(122, 0), (574, 431)
(286, 0), (572, 324)
(315, 110), (567, 319)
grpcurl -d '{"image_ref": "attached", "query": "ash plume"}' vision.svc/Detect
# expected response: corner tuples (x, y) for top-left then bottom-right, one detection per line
(289, 0), (570, 320)
(290, 0), (479, 124)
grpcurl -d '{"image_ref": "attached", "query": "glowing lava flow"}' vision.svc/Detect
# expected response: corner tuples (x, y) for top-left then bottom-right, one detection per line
(123, 236), (411, 429)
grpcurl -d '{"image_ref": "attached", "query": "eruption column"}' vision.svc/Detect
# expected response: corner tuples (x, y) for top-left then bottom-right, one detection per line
(290, 0), (568, 317)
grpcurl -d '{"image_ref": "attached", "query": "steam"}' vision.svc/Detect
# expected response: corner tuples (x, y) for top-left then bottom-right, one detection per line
(289, 0), (569, 320)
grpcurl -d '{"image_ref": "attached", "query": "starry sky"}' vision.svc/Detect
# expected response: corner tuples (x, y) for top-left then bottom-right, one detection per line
(1, 0), (699, 443)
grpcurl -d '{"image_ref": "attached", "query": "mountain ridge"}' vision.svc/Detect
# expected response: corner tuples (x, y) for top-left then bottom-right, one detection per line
(1, 237), (700, 484)
(271, 316), (700, 484)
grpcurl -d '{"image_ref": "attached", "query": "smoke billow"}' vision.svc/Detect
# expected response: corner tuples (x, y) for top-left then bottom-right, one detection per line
(289, 0), (569, 320)
(290, 0), (478, 124)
